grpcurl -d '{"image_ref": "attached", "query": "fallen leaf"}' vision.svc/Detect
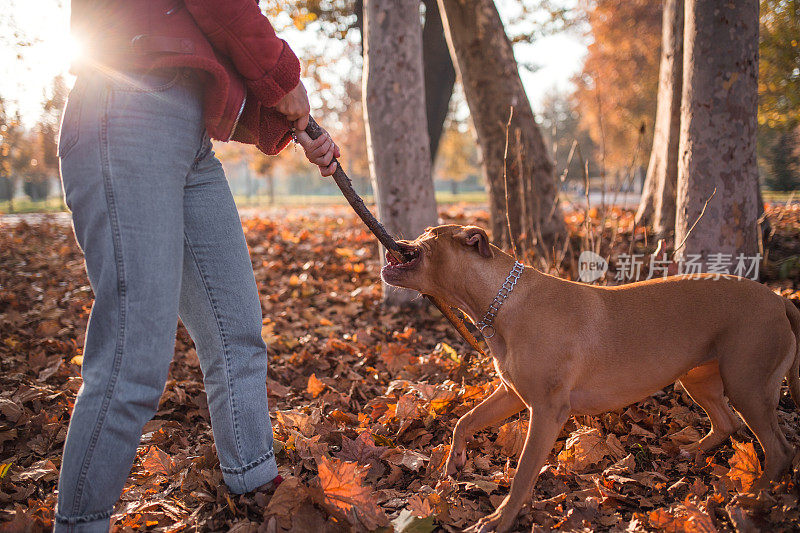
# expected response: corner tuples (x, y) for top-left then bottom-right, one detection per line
(141, 446), (172, 476)
(18, 459), (57, 482)
(728, 440), (762, 492)
(307, 373), (325, 398)
(558, 426), (617, 472)
(382, 447), (429, 471)
(495, 418), (527, 456)
(316, 456), (388, 529)
(265, 476), (311, 519)
(668, 426), (702, 445)
(392, 508), (436, 533)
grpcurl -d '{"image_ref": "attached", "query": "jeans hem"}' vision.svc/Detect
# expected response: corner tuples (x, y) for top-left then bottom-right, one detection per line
(54, 508), (112, 533)
(221, 449), (278, 494)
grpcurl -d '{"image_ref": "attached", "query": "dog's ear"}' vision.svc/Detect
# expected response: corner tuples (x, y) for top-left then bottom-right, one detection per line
(457, 226), (493, 258)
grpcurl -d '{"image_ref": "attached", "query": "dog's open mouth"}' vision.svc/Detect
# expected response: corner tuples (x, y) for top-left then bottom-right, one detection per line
(382, 243), (421, 272)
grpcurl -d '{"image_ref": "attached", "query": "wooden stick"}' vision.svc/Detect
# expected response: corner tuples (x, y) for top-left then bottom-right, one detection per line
(305, 117), (402, 258)
(426, 296), (484, 363)
(303, 117), (485, 361)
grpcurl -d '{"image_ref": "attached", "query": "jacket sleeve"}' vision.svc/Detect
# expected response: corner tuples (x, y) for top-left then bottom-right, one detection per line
(231, 92), (295, 155)
(184, 0), (301, 108)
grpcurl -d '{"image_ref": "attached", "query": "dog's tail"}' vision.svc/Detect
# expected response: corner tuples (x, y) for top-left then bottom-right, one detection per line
(784, 298), (800, 408)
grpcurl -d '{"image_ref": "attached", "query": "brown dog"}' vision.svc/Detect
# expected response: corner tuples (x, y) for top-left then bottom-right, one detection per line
(381, 224), (800, 533)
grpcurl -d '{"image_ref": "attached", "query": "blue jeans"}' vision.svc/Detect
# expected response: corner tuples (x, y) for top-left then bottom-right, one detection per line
(55, 68), (278, 532)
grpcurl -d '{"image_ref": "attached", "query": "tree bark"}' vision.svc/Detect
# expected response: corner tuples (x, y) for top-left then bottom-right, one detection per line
(422, 0), (456, 162)
(635, 0), (683, 236)
(675, 0), (760, 267)
(363, 0), (439, 305)
(357, 0), (455, 164)
(438, 0), (565, 255)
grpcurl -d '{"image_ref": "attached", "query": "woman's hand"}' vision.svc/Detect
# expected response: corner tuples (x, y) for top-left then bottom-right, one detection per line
(274, 81), (311, 131)
(295, 128), (340, 177)
(275, 81), (339, 176)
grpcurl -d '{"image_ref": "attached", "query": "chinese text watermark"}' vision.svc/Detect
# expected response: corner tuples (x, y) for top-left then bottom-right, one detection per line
(579, 252), (761, 283)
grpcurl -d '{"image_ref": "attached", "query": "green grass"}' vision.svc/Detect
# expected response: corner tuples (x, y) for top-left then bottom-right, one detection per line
(0, 197), (66, 214)
(4, 188), (793, 215)
(233, 190), (488, 208)
(434, 190), (487, 204)
(762, 190), (798, 202)
(234, 194), (355, 207)
(0, 191), (489, 215)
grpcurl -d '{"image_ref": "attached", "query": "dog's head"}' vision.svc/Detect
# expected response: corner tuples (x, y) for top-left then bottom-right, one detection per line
(381, 224), (494, 295)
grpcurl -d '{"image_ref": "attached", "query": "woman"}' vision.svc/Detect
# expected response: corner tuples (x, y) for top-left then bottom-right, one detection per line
(55, 1), (337, 530)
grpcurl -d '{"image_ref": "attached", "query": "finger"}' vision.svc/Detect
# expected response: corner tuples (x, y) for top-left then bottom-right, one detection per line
(333, 143), (340, 158)
(306, 134), (328, 155)
(294, 114), (309, 131)
(309, 143), (333, 164)
(281, 107), (302, 121)
(319, 161), (337, 177)
(319, 147), (335, 166)
(294, 129), (313, 149)
(311, 137), (333, 159)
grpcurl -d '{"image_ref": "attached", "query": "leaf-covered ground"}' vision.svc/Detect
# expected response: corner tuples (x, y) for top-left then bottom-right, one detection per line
(1, 204), (799, 532)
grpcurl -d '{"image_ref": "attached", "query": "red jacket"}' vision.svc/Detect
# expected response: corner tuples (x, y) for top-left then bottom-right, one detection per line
(72, 0), (300, 155)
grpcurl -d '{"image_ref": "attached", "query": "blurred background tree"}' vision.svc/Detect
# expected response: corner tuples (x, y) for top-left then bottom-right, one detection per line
(757, 0), (800, 191)
(1, 0), (798, 215)
(537, 88), (597, 183)
(0, 97), (15, 206)
(434, 117), (480, 195)
(571, 0), (661, 178)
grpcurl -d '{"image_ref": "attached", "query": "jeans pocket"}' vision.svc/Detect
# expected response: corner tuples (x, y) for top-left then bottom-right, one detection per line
(111, 68), (183, 93)
(57, 79), (86, 159)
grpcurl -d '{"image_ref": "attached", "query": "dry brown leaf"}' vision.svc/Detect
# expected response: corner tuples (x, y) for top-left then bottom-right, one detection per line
(18, 459), (57, 482)
(306, 373), (325, 398)
(395, 393), (422, 433)
(558, 426), (616, 472)
(382, 447), (429, 471)
(316, 456), (388, 529)
(667, 426), (702, 445)
(681, 500), (717, 533)
(728, 440), (762, 492)
(406, 493), (436, 517)
(495, 419), (527, 456)
(265, 476), (311, 519)
(141, 446), (172, 476)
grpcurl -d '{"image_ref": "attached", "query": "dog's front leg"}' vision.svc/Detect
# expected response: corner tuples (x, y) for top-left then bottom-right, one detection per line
(467, 401), (569, 533)
(445, 383), (525, 477)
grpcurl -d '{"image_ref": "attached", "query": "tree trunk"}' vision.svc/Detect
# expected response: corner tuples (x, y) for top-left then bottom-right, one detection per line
(438, 0), (564, 255)
(357, 0), (455, 164)
(363, 0), (438, 305)
(266, 174), (274, 205)
(422, 0), (456, 162)
(675, 0), (760, 268)
(8, 176), (16, 213)
(635, 0), (683, 236)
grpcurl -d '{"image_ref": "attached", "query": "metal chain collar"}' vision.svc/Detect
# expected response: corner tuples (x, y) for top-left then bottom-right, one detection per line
(476, 261), (524, 339)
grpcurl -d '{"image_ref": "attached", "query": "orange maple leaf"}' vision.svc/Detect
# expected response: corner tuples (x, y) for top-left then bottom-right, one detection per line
(316, 456), (388, 529)
(378, 343), (413, 373)
(394, 393), (422, 433)
(681, 499), (718, 533)
(307, 373), (325, 398)
(728, 440), (762, 492)
(141, 446), (172, 476)
(496, 419), (527, 457)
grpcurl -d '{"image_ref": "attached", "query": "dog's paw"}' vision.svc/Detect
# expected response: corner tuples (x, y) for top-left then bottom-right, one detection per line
(679, 442), (700, 455)
(443, 447), (467, 478)
(465, 509), (512, 533)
